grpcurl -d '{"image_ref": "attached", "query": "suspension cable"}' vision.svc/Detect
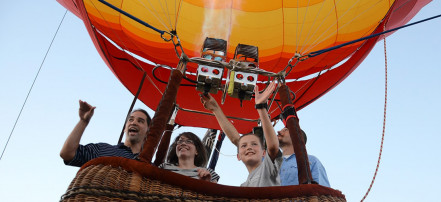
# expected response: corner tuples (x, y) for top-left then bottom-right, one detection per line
(97, 0), (170, 37)
(309, 13), (441, 58)
(360, 34), (389, 202)
(152, 64), (197, 86)
(0, 10), (68, 161)
(96, 0), (186, 59)
(281, 13), (441, 82)
(117, 72), (147, 144)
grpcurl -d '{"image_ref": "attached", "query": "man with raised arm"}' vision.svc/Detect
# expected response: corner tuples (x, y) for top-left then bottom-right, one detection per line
(60, 100), (151, 167)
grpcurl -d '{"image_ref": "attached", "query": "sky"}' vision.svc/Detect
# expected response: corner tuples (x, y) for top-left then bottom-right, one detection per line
(0, 1), (440, 201)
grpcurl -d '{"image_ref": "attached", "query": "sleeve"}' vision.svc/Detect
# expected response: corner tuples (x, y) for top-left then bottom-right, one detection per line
(309, 155), (331, 187)
(207, 168), (220, 182)
(263, 149), (283, 177)
(64, 143), (101, 167)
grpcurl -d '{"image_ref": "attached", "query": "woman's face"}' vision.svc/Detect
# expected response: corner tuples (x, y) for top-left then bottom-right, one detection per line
(176, 135), (198, 159)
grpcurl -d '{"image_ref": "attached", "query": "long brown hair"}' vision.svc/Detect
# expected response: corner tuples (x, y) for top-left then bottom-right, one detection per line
(167, 132), (208, 167)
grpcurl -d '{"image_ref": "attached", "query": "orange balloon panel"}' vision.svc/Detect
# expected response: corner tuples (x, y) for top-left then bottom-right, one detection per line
(57, 0), (430, 133)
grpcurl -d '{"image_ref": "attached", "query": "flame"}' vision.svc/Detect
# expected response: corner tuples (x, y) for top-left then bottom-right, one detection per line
(200, 0), (233, 51)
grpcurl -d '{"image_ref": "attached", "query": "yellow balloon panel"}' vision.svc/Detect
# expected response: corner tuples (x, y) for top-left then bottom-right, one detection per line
(334, 0), (391, 35)
(229, 10), (283, 49)
(284, 0), (326, 8)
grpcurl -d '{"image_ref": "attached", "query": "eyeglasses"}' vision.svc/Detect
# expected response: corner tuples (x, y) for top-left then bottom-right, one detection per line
(177, 139), (194, 145)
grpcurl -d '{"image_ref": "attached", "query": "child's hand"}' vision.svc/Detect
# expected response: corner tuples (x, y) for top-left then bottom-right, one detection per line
(254, 81), (276, 105)
(200, 93), (219, 112)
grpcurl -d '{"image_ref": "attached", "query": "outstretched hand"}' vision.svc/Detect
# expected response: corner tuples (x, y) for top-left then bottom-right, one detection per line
(197, 168), (213, 182)
(254, 81), (276, 104)
(200, 93), (219, 112)
(78, 100), (95, 123)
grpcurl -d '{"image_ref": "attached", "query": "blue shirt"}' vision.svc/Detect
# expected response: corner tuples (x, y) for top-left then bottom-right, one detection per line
(64, 143), (138, 167)
(280, 154), (330, 187)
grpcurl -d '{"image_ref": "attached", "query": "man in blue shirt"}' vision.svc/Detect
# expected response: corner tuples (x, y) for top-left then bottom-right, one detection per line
(60, 100), (151, 167)
(277, 127), (330, 187)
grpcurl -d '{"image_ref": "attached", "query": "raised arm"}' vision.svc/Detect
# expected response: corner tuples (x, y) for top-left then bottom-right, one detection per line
(60, 100), (96, 162)
(200, 94), (240, 146)
(254, 81), (279, 161)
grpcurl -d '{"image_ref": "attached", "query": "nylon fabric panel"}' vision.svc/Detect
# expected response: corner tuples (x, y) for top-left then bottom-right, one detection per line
(81, 0), (393, 76)
(56, 0), (430, 133)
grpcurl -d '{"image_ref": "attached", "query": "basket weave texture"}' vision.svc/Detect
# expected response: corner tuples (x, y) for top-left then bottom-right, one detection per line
(61, 157), (346, 201)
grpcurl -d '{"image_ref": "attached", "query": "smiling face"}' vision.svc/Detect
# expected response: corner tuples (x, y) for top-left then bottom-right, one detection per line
(237, 134), (265, 168)
(176, 135), (198, 160)
(124, 111), (149, 145)
(166, 132), (208, 167)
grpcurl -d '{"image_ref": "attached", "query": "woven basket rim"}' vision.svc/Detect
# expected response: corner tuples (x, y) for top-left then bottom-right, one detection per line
(78, 156), (345, 200)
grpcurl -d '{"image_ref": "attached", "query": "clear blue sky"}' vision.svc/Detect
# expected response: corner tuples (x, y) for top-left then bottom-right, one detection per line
(0, 1), (440, 201)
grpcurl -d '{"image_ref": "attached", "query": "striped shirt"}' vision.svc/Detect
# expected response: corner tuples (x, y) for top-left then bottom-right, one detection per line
(64, 143), (138, 167)
(159, 162), (220, 182)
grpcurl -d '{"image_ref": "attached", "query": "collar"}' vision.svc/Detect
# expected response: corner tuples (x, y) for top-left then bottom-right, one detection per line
(117, 143), (138, 153)
(117, 142), (128, 149)
(283, 153), (296, 160)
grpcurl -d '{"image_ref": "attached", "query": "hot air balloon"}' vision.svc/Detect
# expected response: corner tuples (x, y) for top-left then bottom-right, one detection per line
(57, 0), (430, 134)
(56, 0), (431, 201)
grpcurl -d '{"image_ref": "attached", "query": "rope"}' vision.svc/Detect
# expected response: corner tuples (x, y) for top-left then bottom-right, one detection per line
(360, 35), (388, 202)
(298, 0), (326, 54)
(117, 72), (147, 144)
(213, 146), (237, 157)
(98, 0), (167, 35)
(208, 132), (224, 170)
(0, 10), (68, 161)
(309, 13), (441, 58)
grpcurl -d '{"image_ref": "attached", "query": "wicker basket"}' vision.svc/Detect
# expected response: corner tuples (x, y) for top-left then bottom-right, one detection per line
(61, 157), (345, 201)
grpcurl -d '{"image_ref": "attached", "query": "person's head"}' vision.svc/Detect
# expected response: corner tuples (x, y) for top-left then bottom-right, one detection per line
(236, 133), (265, 168)
(132, 109), (152, 126)
(167, 132), (208, 167)
(124, 109), (151, 145)
(277, 127), (307, 147)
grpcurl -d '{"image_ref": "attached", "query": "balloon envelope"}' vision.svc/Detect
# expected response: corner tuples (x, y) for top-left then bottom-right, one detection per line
(57, 0), (430, 133)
